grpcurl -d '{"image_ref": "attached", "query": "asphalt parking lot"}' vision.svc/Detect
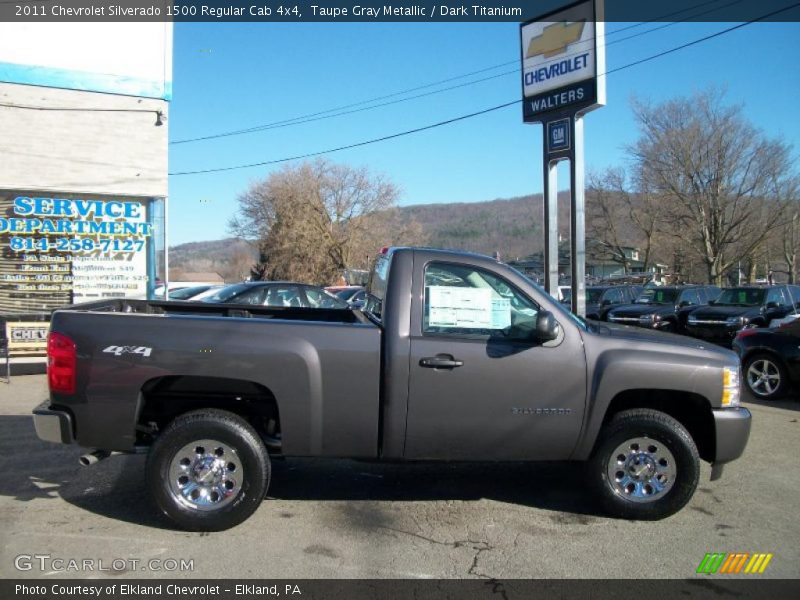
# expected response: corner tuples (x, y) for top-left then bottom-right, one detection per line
(1, 375), (798, 579)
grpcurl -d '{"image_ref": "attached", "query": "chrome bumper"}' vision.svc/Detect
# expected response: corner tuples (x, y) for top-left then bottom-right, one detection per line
(33, 402), (74, 444)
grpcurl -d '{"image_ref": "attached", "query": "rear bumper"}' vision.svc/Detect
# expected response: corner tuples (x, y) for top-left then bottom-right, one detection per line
(32, 401), (74, 444)
(713, 407), (751, 465)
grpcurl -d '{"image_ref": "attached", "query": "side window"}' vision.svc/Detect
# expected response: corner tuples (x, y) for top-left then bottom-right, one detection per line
(423, 263), (540, 341)
(604, 288), (624, 304)
(264, 286), (302, 307)
(305, 288), (342, 309)
(232, 287), (268, 305)
(766, 287), (787, 307)
(680, 290), (700, 306)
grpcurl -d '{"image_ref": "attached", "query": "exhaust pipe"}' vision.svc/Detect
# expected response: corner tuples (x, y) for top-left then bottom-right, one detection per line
(79, 450), (111, 467)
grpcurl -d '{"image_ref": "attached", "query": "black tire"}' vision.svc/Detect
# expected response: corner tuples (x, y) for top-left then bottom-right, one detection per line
(743, 352), (788, 400)
(589, 409), (699, 520)
(146, 409), (270, 531)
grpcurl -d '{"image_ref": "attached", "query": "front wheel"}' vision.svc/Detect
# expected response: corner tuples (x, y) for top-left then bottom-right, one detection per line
(146, 409), (270, 531)
(589, 409), (700, 520)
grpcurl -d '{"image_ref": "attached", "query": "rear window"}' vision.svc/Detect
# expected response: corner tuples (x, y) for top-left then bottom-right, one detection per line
(365, 254), (392, 322)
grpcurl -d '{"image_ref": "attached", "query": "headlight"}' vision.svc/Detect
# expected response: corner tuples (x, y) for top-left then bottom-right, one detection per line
(721, 366), (741, 407)
(726, 316), (748, 326)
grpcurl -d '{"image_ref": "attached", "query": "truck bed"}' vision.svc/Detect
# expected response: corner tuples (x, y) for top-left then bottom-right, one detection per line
(48, 300), (382, 457)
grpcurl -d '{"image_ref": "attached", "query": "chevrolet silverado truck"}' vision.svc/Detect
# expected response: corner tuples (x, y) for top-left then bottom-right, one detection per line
(686, 285), (800, 346)
(607, 285), (720, 334)
(33, 248), (751, 531)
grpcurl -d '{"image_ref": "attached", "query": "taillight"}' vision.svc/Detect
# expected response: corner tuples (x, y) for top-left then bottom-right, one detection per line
(48, 332), (76, 394)
(734, 328), (760, 339)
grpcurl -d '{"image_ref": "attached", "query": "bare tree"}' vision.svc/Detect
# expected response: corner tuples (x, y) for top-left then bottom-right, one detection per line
(587, 167), (667, 275)
(629, 89), (795, 285)
(780, 207), (799, 283)
(229, 159), (420, 284)
(587, 168), (632, 273)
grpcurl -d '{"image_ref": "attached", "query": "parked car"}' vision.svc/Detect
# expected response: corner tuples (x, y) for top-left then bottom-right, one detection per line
(328, 286), (366, 306)
(582, 285), (643, 321)
(168, 285), (222, 301)
(607, 286), (719, 333)
(34, 247), (750, 531)
(733, 318), (800, 400)
(686, 285), (800, 346)
(200, 282), (349, 309)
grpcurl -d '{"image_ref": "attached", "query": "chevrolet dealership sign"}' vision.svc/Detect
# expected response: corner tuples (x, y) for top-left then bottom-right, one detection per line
(520, 0), (605, 122)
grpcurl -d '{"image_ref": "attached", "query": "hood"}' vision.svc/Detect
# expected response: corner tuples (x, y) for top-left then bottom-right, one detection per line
(609, 303), (676, 318)
(689, 305), (762, 320)
(587, 320), (730, 354)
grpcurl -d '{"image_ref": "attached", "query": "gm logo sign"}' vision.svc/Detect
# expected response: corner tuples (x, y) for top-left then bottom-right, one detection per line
(547, 119), (570, 153)
(696, 552), (773, 574)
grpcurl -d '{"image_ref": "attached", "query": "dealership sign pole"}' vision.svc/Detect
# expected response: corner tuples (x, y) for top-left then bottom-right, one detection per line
(520, 0), (605, 317)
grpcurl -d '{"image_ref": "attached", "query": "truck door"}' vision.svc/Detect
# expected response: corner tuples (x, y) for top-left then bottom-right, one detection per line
(404, 258), (587, 461)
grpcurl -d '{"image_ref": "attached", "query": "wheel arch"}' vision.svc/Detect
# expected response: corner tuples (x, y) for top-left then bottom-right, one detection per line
(581, 388), (715, 464)
(136, 375), (282, 453)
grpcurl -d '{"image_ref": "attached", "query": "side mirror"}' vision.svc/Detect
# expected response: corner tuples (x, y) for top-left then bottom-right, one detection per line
(535, 311), (560, 341)
(708, 300), (716, 305)
(679, 300), (690, 307)
(766, 301), (779, 309)
(601, 299), (612, 306)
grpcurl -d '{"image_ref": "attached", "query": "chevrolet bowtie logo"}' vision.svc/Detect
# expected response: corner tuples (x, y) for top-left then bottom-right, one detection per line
(527, 21), (586, 59)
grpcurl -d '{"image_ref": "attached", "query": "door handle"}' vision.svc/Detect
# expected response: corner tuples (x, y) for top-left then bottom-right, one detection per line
(420, 355), (464, 369)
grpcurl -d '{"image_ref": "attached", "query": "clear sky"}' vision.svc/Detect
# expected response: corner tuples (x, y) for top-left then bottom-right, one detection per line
(167, 20), (800, 245)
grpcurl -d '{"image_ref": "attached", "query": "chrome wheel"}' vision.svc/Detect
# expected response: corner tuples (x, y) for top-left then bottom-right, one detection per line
(747, 359), (781, 397)
(167, 439), (243, 511)
(606, 437), (676, 503)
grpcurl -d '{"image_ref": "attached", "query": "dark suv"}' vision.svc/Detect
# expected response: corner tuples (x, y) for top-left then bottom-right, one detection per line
(576, 285), (642, 321)
(686, 285), (800, 345)
(607, 285), (720, 333)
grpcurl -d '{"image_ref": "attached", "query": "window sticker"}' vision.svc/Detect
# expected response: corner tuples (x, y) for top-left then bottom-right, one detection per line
(428, 286), (493, 329)
(491, 298), (512, 329)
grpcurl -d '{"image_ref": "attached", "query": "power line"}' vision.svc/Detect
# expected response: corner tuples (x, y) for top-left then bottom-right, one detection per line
(170, 2), (798, 176)
(170, 0), (743, 145)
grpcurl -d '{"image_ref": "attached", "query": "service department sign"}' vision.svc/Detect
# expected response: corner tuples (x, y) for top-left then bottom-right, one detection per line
(520, 0), (605, 122)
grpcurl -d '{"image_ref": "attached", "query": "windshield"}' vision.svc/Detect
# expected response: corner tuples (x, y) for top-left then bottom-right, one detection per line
(200, 283), (251, 303)
(335, 288), (360, 301)
(714, 288), (765, 307)
(635, 288), (678, 304)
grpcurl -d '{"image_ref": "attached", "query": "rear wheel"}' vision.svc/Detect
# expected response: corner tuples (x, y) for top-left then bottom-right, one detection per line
(743, 353), (788, 400)
(146, 409), (270, 531)
(589, 409), (699, 520)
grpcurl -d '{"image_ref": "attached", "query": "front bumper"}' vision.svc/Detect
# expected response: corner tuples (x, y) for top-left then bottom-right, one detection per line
(32, 401), (74, 444)
(713, 407), (751, 465)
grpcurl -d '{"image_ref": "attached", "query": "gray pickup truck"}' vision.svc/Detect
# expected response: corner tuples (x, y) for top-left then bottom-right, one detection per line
(34, 247), (751, 531)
